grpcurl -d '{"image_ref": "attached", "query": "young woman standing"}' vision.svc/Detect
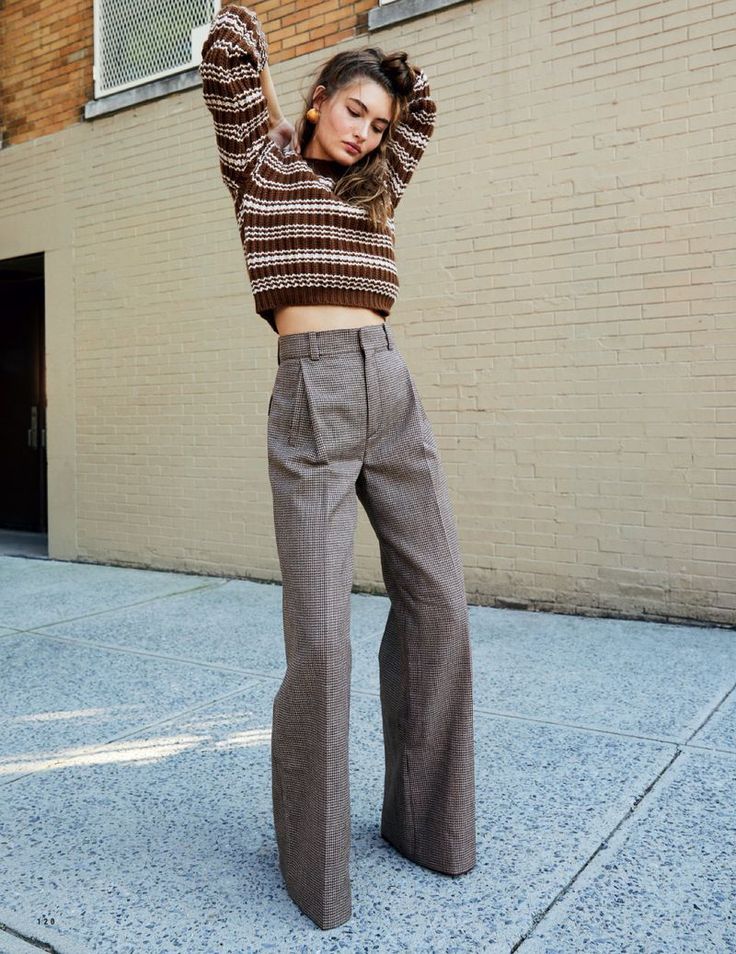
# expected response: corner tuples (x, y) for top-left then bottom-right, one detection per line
(201, 4), (476, 930)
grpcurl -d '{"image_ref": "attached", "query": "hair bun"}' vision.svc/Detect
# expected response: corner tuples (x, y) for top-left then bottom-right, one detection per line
(381, 51), (415, 98)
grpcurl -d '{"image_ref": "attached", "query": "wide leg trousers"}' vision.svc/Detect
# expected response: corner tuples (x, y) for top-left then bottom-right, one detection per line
(266, 320), (476, 930)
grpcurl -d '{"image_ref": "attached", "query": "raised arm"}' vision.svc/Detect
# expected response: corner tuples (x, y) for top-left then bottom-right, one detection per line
(384, 68), (437, 213)
(200, 4), (274, 202)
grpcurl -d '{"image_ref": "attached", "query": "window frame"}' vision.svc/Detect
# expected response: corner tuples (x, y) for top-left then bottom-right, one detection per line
(90, 0), (221, 101)
(84, 0), (468, 121)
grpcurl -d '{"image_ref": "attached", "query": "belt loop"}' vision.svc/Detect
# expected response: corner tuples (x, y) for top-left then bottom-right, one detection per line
(308, 331), (320, 360)
(383, 321), (393, 349)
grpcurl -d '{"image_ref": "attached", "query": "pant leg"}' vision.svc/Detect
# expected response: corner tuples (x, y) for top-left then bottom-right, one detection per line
(355, 343), (477, 877)
(266, 348), (364, 930)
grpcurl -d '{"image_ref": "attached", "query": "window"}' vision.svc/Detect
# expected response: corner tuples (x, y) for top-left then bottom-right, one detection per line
(92, 0), (219, 98)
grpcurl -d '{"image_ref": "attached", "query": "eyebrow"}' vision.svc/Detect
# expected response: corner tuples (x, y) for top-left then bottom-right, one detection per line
(347, 97), (390, 125)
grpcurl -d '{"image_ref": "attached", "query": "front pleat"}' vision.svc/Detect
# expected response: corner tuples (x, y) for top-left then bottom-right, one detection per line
(272, 755), (291, 877)
(295, 358), (330, 465)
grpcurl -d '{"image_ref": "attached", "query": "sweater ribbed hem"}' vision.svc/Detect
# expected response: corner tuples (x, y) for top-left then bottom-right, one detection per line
(256, 289), (392, 334)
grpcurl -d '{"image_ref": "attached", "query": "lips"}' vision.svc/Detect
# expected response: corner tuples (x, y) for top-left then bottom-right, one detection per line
(343, 142), (360, 155)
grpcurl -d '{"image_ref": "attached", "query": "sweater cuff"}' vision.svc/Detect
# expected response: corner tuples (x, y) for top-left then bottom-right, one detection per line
(406, 69), (435, 124)
(411, 69), (431, 100)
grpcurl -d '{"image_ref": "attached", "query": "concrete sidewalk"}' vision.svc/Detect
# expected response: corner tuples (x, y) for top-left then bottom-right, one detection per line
(0, 553), (734, 953)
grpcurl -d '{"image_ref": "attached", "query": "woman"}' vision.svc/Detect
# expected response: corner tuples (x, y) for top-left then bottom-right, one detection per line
(200, 4), (476, 931)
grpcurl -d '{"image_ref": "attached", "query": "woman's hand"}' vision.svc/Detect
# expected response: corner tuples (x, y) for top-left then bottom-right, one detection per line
(268, 117), (300, 154)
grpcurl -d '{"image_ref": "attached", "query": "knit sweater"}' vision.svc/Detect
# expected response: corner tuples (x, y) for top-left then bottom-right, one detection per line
(199, 4), (437, 334)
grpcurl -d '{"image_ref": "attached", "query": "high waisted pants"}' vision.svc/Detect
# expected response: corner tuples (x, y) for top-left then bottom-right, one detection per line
(267, 321), (476, 930)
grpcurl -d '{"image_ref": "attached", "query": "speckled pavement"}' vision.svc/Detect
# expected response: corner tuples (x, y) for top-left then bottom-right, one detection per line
(0, 553), (734, 953)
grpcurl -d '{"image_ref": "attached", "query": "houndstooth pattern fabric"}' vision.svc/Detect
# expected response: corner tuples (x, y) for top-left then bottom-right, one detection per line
(267, 321), (476, 930)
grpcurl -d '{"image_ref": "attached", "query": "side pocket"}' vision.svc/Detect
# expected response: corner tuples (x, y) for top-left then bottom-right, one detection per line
(267, 393), (273, 416)
(406, 368), (431, 435)
(287, 363), (305, 445)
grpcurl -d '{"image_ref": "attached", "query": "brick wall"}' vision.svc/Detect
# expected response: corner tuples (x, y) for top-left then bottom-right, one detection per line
(0, 0), (734, 625)
(0, 0), (92, 144)
(0, 0), (375, 146)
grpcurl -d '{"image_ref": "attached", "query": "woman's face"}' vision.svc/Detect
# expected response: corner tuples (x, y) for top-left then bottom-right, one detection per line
(307, 78), (394, 164)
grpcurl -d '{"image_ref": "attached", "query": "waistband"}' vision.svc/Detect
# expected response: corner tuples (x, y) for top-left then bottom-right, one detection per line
(277, 321), (395, 363)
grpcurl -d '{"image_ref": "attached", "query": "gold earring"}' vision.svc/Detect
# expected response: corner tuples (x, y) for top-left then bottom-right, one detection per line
(306, 107), (320, 123)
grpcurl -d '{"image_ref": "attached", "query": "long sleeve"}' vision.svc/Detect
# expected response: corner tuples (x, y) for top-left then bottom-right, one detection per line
(200, 4), (270, 203)
(384, 69), (437, 212)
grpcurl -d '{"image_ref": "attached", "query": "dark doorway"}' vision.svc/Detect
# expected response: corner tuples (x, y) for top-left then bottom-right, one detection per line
(0, 253), (47, 541)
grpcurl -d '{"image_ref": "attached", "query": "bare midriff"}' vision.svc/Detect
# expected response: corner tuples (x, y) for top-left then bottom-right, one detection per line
(274, 304), (386, 336)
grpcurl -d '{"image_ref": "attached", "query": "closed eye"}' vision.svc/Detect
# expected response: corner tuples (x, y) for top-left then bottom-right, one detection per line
(347, 107), (385, 134)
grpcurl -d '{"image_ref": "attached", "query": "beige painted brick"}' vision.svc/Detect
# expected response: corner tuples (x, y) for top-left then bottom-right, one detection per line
(0, 0), (733, 624)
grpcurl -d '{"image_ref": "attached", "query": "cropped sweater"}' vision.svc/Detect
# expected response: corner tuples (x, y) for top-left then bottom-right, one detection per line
(199, 4), (437, 334)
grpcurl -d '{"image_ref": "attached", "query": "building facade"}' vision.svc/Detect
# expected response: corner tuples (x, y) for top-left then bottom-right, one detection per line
(1, 0), (734, 626)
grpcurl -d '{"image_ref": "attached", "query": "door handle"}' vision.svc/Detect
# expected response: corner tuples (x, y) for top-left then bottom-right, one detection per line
(27, 405), (38, 449)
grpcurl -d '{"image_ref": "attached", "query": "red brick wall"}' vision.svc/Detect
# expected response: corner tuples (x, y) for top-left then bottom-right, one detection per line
(261, 0), (375, 58)
(1, 0), (91, 144)
(0, 0), (375, 147)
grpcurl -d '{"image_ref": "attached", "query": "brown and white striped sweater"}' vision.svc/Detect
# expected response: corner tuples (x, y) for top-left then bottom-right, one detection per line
(199, 4), (437, 334)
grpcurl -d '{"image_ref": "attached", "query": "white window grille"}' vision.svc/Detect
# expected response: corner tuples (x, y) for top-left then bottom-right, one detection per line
(92, 0), (220, 98)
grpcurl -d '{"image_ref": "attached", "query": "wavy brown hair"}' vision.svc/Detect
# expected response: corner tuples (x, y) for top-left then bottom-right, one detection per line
(294, 47), (417, 230)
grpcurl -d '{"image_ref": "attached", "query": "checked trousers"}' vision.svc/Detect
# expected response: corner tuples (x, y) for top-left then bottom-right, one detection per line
(266, 320), (476, 930)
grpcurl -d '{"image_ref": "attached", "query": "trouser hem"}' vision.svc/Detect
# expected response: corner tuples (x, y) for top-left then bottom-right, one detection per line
(287, 889), (352, 932)
(379, 829), (476, 877)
